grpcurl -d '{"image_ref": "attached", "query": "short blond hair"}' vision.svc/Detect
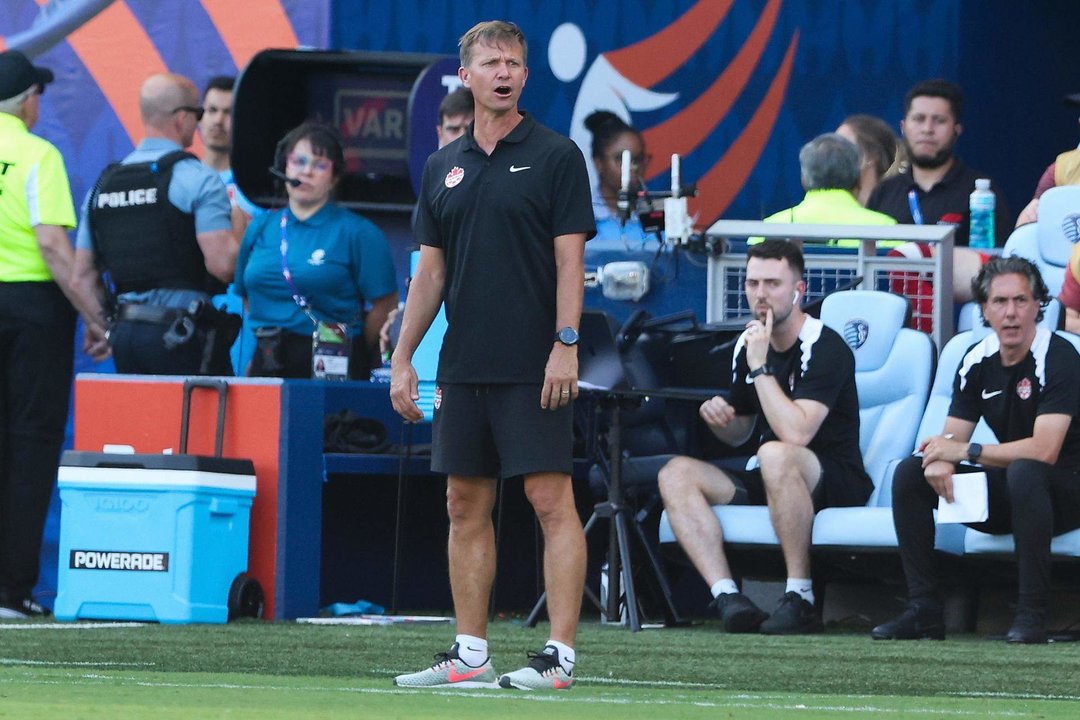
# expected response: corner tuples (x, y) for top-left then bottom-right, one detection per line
(459, 20), (527, 67)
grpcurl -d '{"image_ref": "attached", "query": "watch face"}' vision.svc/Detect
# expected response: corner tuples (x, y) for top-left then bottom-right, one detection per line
(558, 327), (579, 345)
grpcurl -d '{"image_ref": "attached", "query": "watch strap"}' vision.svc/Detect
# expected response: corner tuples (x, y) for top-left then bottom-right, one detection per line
(748, 364), (773, 379)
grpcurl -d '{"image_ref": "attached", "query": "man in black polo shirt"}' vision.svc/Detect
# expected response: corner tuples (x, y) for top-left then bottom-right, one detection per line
(391, 21), (594, 691)
(659, 240), (871, 635)
(869, 79), (1012, 305)
(873, 257), (1080, 644)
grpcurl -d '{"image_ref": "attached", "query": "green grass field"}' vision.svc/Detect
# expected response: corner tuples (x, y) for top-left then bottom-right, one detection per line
(1, 618), (1078, 718)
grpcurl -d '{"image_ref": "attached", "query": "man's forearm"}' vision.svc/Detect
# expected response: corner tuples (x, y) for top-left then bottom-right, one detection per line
(753, 376), (816, 446)
(36, 226), (108, 329)
(553, 234), (586, 333)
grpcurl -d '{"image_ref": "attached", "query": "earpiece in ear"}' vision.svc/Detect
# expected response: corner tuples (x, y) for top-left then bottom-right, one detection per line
(792, 291), (799, 306)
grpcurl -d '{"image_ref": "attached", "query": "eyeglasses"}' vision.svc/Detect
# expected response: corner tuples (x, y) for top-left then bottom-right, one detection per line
(171, 105), (205, 121)
(607, 153), (651, 167)
(286, 153), (334, 174)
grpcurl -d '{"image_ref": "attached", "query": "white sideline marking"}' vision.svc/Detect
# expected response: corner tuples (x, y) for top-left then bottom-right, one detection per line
(0, 622), (146, 630)
(949, 690), (1080, 701)
(579, 675), (726, 688)
(0, 659), (154, 667)
(0, 673), (1034, 715)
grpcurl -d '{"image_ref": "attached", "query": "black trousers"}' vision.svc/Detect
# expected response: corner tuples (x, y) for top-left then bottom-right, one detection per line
(892, 455), (1080, 611)
(0, 282), (75, 600)
(110, 317), (232, 376)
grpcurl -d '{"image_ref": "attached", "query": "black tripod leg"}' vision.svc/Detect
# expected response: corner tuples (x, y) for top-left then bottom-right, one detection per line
(614, 511), (642, 632)
(391, 422), (412, 614)
(628, 511), (683, 626)
(488, 481), (505, 623)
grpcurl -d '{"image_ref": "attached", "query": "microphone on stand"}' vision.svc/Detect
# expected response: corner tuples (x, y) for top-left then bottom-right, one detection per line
(617, 148), (632, 226)
(269, 167), (301, 187)
(671, 153), (681, 198)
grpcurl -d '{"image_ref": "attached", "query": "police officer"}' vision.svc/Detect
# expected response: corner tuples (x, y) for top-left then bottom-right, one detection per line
(72, 73), (238, 375)
(0, 50), (108, 617)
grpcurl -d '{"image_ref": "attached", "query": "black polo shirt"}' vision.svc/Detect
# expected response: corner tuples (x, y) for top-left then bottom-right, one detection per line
(415, 112), (595, 384)
(867, 158), (1012, 247)
(951, 329), (1080, 469)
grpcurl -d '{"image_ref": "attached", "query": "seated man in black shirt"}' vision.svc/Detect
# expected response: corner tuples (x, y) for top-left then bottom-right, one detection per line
(874, 257), (1080, 644)
(658, 239), (871, 634)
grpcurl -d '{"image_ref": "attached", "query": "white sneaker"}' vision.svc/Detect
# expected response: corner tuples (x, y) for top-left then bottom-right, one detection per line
(394, 643), (498, 688)
(0, 597), (49, 620)
(498, 645), (574, 690)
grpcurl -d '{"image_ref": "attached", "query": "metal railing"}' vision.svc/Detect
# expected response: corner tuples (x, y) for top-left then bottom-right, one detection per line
(704, 221), (957, 349)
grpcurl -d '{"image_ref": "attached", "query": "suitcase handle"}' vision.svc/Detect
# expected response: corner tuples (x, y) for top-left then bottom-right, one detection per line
(179, 379), (228, 456)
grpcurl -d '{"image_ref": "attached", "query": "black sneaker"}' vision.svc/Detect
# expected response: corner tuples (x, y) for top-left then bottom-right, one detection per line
(1006, 609), (1047, 644)
(759, 592), (823, 635)
(0, 597), (51, 620)
(709, 592), (768, 633)
(871, 601), (945, 640)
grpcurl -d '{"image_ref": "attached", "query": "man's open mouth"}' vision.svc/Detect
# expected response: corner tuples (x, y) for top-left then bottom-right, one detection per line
(494, 85), (512, 97)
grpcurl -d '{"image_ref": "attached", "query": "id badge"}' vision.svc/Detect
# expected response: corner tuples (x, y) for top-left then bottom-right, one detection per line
(312, 321), (351, 381)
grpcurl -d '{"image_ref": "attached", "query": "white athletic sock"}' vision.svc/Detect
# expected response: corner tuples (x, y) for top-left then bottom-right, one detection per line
(710, 579), (739, 597)
(786, 578), (814, 605)
(545, 639), (575, 674)
(455, 634), (488, 666)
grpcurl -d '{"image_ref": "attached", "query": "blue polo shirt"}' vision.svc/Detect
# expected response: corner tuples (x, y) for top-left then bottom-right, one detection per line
(235, 202), (397, 336)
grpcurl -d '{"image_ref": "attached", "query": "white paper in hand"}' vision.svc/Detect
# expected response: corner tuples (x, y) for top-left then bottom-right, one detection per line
(937, 472), (989, 524)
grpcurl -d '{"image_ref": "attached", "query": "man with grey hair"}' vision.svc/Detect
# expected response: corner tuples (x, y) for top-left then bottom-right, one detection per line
(72, 72), (238, 375)
(757, 132), (898, 248)
(0, 49), (109, 618)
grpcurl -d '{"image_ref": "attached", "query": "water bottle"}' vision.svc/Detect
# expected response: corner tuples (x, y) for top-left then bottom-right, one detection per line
(599, 559), (626, 625)
(969, 178), (996, 249)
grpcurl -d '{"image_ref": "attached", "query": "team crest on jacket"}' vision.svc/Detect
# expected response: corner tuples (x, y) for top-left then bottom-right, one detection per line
(1016, 377), (1032, 400)
(444, 167), (464, 188)
(434, 385), (442, 410)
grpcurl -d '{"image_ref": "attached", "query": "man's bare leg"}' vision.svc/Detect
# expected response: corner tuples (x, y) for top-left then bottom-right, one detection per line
(657, 456), (739, 586)
(446, 474), (498, 637)
(757, 442), (820, 579)
(523, 472), (585, 645)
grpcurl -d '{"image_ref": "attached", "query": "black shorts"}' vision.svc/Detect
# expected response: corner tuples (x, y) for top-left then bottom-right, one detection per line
(431, 383), (573, 479)
(722, 454), (870, 512)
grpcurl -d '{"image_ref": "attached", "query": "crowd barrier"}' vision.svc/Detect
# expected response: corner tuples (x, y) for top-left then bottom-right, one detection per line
(704, 221), (957, 350)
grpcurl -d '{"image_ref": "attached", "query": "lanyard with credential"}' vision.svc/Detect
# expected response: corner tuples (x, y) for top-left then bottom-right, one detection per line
(279, 211), (319, 327)
(907, 188), (924, 225)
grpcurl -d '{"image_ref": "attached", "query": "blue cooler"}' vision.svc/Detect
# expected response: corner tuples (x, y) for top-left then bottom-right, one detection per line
(54, 380), (260, 624)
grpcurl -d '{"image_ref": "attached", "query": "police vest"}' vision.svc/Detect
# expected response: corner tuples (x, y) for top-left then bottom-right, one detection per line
(89, 150), (208, 294)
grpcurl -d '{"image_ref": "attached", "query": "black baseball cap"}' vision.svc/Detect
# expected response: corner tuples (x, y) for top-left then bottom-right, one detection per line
(0, 50), (54, 101)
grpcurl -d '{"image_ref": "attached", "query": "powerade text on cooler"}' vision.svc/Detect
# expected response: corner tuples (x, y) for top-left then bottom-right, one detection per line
(969, 178), (996, 249)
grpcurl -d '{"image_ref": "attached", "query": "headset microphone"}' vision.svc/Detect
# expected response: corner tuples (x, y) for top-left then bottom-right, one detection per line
(269, 166), (301, 187)
(792, 291), (799, 306)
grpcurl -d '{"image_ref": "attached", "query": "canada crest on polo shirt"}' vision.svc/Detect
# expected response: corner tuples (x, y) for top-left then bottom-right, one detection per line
(444, 166), (464, 188)
(1016, 377), (1032, 400)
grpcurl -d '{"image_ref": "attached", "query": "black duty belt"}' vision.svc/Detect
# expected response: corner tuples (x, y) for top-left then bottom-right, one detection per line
(116, 303), (183, 325)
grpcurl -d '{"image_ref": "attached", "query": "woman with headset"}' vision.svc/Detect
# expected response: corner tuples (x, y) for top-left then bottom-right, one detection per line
(234, 122), (398, 379)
